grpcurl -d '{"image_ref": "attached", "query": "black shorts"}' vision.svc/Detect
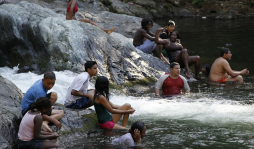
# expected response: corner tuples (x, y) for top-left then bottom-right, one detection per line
(22, 92), (53, 116)
(169, 57), (176, 63)
(16, 137), (43, 149)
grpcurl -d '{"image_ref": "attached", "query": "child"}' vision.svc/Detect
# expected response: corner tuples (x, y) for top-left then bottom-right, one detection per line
(112, 121), (146, 146)
(17, 97), (61, 149)
(93, 76), (135, 129)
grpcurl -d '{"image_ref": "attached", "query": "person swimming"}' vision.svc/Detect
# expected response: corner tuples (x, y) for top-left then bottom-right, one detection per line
(112, 121), (146, 146)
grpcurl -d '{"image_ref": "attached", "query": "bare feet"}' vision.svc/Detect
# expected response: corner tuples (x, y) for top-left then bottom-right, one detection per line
(185, 71), (192, 79)
(42, 122), (53, 133)
(105, 27), (116, 34)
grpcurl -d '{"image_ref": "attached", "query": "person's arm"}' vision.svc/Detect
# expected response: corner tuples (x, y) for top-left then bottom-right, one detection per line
(147, 30), (155, 37)
(155, 28), (169, 45)
(98, 95), (135, 114)
(140, 29), (155, 41)
(34, 115), (60, 140)
(222, 61), (249, 77)
(155, 74), (168, 97)
(71, 89), (93, 100)
(180, 75), (190, 94)
(133, 129), (141, 144)
(155, 88), (161, 98)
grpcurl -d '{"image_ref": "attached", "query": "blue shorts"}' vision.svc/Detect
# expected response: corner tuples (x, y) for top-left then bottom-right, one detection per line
(16, 137), (43, 149)
(65, 97), (91, 109)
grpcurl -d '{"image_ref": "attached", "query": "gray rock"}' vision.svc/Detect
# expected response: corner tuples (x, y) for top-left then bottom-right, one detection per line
(0, 1), (170, 83)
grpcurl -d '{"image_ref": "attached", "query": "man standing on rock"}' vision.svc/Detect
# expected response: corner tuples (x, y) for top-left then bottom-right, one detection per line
(209, 48), (249, 83)
(64, 61), (97, 109)
(21, 71), (64, 132)
(133, 18), (170, 64)
(155, 62), (190, 97)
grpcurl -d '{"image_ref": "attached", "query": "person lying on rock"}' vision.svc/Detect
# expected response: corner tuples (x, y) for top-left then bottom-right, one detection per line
(155, 62), (190, 98)
(66, 0), (116, 34)
(93, 76), (135, 129)
(209, 48), (249, 83)
(21, 71), (64, 133)
(155, 28), (201, 79)
(133, 18), (170, 64)
(17, 97), (61, 149)
(64, 61), (97, 109)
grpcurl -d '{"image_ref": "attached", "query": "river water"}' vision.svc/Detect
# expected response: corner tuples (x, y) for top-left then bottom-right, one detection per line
(1, 18), (254, 148)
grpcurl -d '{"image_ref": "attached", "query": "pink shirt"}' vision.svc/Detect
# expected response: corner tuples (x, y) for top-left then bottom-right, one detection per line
(18, 112), (40, 141)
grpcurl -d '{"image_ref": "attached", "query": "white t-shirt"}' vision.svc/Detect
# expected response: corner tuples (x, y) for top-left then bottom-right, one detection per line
(64, 72), (90, 106)
(112, 133), (135, 146)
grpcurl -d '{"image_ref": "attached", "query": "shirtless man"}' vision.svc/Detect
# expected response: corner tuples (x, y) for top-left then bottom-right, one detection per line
(133, 18), (169, 64)
(155, 62), (190, 97)
(209, 48), (249, 83)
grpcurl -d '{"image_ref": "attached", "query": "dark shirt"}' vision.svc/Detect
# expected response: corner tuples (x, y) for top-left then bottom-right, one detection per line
(159, 30), (170, 39)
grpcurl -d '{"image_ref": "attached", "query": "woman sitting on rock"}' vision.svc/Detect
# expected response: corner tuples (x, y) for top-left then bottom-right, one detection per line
(17, 97), (61, 149)
(93, 76), (135, 129)
(66, 0), (116, 34)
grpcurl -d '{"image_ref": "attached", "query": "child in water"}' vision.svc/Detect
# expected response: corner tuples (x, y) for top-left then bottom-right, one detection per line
(93, 76), (135, 129)
(112, 121), (146, 146)
(17, 97), (61, 149)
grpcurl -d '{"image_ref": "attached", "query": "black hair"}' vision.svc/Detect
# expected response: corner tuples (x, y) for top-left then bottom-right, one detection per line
(85, 61), (97, 72)
(94, 76), (110, 101)
(29, 97), (51, 112)
(167, 20), (175, 26)
(141, 18), (153, 29)
(203, 64), (211, 77)
(170, 62), (180, 69)
(220, 47), (230, 57)
(129, 121), (145, 135)
(44, 71), (56, 80)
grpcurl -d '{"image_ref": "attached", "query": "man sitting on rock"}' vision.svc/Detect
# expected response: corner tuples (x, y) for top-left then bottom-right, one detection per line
(209, 48), (249, 83)
(21, 71), (64, 132)
(133, 18), (169, 64)
(155, 62), (190, 97)
(64, 61), (97, 109)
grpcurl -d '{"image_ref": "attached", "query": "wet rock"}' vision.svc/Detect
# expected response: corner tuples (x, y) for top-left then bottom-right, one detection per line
(215, 10), (238, 19)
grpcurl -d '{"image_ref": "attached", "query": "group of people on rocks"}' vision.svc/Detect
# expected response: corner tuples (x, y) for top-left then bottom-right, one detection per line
(17, 61), (146, 148)
(16, 2), (249, 148)
(133, 18), (249, 98)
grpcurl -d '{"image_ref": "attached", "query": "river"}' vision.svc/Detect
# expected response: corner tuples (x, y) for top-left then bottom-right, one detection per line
(1, 18), (254, 148)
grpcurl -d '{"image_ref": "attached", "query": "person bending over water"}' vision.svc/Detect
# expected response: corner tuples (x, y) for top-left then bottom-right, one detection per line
(17, 97), (61, 149)
(155, 28), (201, 79)
(209, 48), (249, 83)
(66, 0), (116, 34)
(112, 121), (146, 146)
(93, 76), (135, 129)
(133, 18), (170, 64)
(155, 62), (190, 97)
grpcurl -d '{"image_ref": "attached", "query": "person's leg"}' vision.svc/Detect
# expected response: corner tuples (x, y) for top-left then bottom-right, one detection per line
(226, 75), (243, 83)
(42, 110), (64, 132)
(187, 55), (201, 79)
(111, 103), (132, 127)
(47, 92), (57, 105)
(42, 140), (61, 149)
(152, 45), (161, 58)
(78, 19), (116, 34)
(175, 49), (191, 78)
(113, 123), (128, 130)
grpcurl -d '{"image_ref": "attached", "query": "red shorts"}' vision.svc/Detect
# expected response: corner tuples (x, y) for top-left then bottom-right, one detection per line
(98, 119), (115, 129)
(217, 78), (226, 82)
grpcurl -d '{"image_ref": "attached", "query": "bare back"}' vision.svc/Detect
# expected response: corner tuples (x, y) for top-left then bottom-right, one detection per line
(209, 57), (229, 81)
(133, 28), (154, 47)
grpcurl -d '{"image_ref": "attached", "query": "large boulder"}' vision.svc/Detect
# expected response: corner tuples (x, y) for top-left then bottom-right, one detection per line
(0, 1), (170, 84)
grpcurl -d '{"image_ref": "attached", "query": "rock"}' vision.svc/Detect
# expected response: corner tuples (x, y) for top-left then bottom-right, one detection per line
(172, 8), (195, 17)
(215, 10), (238, 20)
(0, 1), (170, 84)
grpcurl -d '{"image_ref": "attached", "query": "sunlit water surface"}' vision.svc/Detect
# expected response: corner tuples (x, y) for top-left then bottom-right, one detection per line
(1, 18), (254, 148)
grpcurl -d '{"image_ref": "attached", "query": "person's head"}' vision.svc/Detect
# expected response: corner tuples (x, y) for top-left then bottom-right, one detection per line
(94, 76), (110, 101)
(202, 64), (211, 77)
(42, 71), (56, 90)
(170, 62), (180, 76)
(85, 61), (98, 77)
(169, 31), (180, 42)
(129, 121), (146, 138)
(141, 18), (154, 31)
(29, 97), (51, 114)
(220, 48), (232, 60)
(167, 20), (175, 33)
